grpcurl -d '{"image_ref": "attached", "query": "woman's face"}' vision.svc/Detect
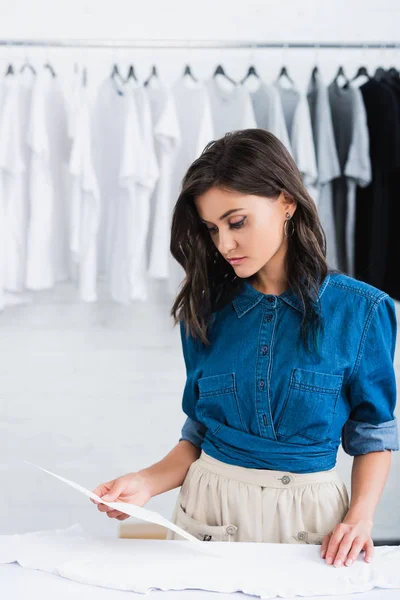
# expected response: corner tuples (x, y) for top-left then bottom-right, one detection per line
(194, 187), (296, 278)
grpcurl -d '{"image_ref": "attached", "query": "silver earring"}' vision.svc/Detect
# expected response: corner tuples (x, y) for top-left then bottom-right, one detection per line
(284, 212), (295, 238)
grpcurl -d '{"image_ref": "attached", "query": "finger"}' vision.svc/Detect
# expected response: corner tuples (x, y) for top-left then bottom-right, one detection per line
(97, 503), (114, 513)
(332, 533), (354, 567)
(325, 531), (344, 565)
(363, 538), (374, 563)
(106, 510), (122, 518)
(117, 514), (130, 521)
(320, 533), (331, 559)
(344, 536), (366, 566)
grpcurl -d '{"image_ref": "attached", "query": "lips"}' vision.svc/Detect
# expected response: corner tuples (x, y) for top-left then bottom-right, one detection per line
(227, 257), (246, 264)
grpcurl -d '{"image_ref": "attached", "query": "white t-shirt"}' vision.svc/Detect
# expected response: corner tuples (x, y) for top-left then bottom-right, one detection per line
(146, 79), (181, 280)
(122, 83), (160, 302)
(69, 83), (100, 302)
(93, 77), (159, 303)
(206, 76), (257, 138)
(25, 70), (69, 290)
(0, 72), (34, 293)
(166, 76), (215, 297)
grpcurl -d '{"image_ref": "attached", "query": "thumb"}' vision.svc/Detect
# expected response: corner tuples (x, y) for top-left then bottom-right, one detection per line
(101, 480), (125, 502)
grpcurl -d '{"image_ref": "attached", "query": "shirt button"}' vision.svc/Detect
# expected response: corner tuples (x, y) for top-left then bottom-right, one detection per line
(226, 525), (237, 535)
(281, 475), (291, 485)
(266, 314), (273, 322)
(267, 297), (274, 303)
(260, 380), (265, 389)
(297, 531), (308, 542)
(262, 345), (268, 354)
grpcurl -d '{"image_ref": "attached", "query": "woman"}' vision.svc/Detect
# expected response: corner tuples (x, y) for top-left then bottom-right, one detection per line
(91, 129), (398, 568)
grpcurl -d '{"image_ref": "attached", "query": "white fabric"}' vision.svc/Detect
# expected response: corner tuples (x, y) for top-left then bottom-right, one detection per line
(69, 83), (100, 302)
(92, 77), (159, 303)
(206, 77), (257, 139)
(166, 77), (214, 297)
(25, 70), (70, 289)
(147, 80), (181, 280)
(1, 523), (400, 599)
(0, 74), (32, 293)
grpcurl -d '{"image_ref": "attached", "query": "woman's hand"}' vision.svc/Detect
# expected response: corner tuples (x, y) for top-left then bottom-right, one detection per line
(90, 471), (153, 521)
(320, 519), (374, 567)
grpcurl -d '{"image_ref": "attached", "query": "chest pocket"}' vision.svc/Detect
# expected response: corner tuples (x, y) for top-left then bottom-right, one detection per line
(275, 368), (343, 443)
(196, 372), (248, 435)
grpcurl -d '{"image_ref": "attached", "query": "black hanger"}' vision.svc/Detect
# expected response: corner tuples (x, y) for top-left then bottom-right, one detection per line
(183, 64), (198, 82)
(374, 66), (387, 82)
(44, 62), (56, 77)
(213, 64), (237, 86)
(278, 65), (294, 85)
(334, 65), (349, 85)
(20, 60), (36, 75)
(388, 66), (400, 79)
(144, 65), (158, 87)
(125, 65), (138, 82)
(5, 63), (14, 76)
(351, 65), (370, 81)
(111, 64), (120, 78)
(240, 65), (259, 84)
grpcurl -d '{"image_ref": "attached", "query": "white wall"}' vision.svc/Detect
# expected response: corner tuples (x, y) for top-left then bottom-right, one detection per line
(0, 0), (399, 542)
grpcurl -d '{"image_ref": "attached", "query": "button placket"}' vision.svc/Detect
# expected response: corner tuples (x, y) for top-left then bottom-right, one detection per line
(255, 299), (277, 437)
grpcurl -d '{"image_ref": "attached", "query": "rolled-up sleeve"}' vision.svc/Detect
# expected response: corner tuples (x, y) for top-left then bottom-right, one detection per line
(342, 294), (399, 456)
(177, 320), (207, 447)
(179, 416), (207, 448)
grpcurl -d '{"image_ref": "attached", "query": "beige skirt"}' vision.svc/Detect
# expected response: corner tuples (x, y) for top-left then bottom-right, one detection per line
(166, 450), (350, 544)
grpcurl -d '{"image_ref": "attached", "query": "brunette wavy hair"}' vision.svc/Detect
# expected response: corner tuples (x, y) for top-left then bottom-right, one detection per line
(170, 128), (336, 355)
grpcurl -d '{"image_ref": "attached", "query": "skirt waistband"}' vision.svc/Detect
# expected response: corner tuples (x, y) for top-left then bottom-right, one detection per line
(198, 450), (341, 488)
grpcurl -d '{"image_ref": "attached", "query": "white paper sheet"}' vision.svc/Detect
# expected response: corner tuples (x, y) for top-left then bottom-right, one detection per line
(23, 460), (220, 556)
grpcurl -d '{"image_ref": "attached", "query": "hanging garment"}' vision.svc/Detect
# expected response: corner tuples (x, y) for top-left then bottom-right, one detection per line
(355, 78), (400, 290)
(122, 83), (160, 301)
(275, 82), (318, 196)
(0, 71), (34, 293)
(146, 80), (181, 280)
(247, 81), (292, 153)
(95, 78), (159, 304)
(328, 81), (371, 276)
(68, 83), (101, 302)
(205, 76), (257, 138)
(166, 77), (215, 297)
(25, 70), (69, 289)
(307, 69), (341, 270)
(382, 73), (400, 300)
(91, 74), (131, 279)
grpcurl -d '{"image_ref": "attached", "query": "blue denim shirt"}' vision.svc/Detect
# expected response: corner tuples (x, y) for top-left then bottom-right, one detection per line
(178, 273), (399, 473)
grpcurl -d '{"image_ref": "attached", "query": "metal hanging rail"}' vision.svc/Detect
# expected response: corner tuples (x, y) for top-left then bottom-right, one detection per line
(0, 39), (398, 49)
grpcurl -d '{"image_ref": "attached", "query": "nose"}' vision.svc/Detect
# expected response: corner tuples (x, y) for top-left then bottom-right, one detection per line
(217, 230), (237, 256)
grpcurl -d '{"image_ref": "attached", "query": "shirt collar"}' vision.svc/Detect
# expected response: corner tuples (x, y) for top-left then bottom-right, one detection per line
(232, 274), (330, 318)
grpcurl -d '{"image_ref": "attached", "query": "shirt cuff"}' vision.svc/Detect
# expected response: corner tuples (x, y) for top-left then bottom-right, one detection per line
(342, 417), (400, 456)
(179, 416), (207, 449)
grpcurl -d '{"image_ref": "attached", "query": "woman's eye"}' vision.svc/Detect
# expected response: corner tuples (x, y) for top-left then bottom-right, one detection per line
(205, 218), (245, 234)
(231, 219), (245, 229)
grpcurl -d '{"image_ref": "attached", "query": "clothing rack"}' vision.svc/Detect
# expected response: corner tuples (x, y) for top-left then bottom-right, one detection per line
(0, 39), (399, 49)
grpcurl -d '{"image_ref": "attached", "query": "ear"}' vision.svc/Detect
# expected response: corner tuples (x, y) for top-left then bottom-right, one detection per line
(280, 191), (297, 215)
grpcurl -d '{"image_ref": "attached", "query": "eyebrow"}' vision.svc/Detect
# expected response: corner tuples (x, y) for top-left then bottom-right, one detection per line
(200, 208), (245, 224)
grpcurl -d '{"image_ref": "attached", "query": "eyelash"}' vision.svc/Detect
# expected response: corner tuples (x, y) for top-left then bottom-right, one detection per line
(206, 218), (246, 234)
